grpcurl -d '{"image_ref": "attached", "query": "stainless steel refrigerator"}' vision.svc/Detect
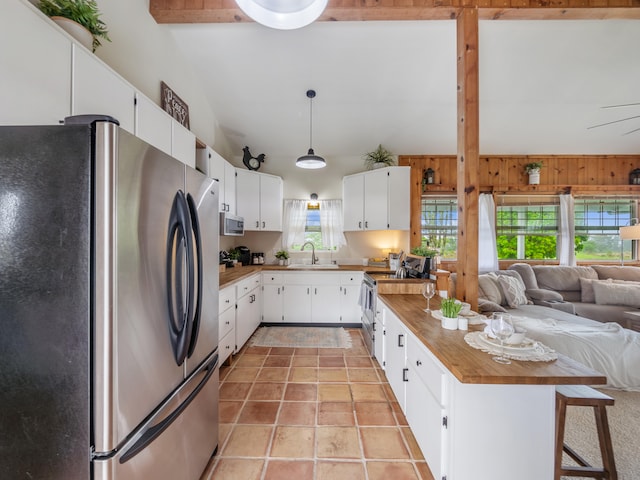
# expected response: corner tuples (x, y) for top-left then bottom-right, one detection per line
(0, 116), (220, 479)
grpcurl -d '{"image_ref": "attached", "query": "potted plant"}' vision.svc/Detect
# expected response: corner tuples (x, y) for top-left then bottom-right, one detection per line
(440, 297), (462, 330)
(275, 249), (289, 266)
(364, 144), (396, 170)
(228, 248), (240, 266)
(524, 161), (543, 185)
(38, 0), (110, 52)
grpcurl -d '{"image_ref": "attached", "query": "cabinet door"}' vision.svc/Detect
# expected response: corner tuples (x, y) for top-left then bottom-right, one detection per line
(373, 305), (385, 367)
(235, 169), (260, 230)
(262, 285), (284, 322)
(383, 306), (407, 411)
(1, 1), (71, 125)
(259, 174), (283, 231)
(388, 167), (411, 230)
(135, 93), (172, 155)
(363, 169), (389, 230)
(340, 285), (362, 323)
(219, 330), (235, 365)
(219, 306), (235, 342)
(72, 45), (135, 133)
(311, 285), (341, 323)
(236, 287), (260, 351)
(342, 174), (365, 231)
(223, 160), (237, 214)
(171, 121), (195, 168)
(282, 285), (312, 323)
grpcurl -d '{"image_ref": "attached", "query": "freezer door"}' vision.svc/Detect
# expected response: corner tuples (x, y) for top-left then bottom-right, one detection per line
(94, 124), (186, 454)
(184, 168), (219, 376)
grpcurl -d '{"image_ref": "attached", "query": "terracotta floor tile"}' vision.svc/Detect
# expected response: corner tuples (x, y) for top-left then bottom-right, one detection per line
(318, 384), (352, 402)
(319, 356), (346, 368)
(210, 458), (264, 480)
(351, 383), (387, 402)
(263, 460), (314, 480)
(291, 356), (318, 367)
(392, 402), (409, 426)
(269, 347), (295, 356)
(248, 382), (286, 401)
(318, 402), (355, 426)
(219, 365), (232, 381)
(316, 461), (366, 480)
(366, 461), (420, 480)
(345, 356), (374, 368)
(288, 367), (318, 382)
(318, 347), (346, 356)
(354, 402), (396, 426)
(237, 401), (280, 424)
(318, 368), (348, 382)
(235, 354), (267, 367)
(225, 367), (260, 383)
(283, 383), (317, 401)
(415, 461), (436, 480)
(277, 402), (317, 426)
(219, 382), (252, 400)
(243, 346), (272, 355)
(219, 401), (243, 424)
(346, 346), (371, 356)
(256, 367), (290, 382)
(348, 368), (380, 383)
(269, 426), (315, 458)
(218, 423), (233, 446)
(360, 427), (411, 459)
(316, 426), (362, 458)
(294, 347), (318, 356)
(401, 426), (425, 460)
(222, 425), (273, 457)
(263, 355), (292, 367)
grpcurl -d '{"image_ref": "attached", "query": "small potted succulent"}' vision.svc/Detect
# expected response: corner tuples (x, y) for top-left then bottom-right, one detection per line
(275, 250), (289, 266)
(38, 0), (110, 52)
(440, 297), (462, 330)
(363, 144), (396, 170)
(524, 161), (543, 185)
(228, 248), (240, 266)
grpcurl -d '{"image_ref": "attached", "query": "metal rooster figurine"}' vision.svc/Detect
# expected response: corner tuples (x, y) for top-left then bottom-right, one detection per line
(242, 146), (265, 171)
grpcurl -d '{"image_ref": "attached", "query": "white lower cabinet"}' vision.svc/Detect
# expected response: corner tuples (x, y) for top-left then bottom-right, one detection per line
(218, 285), (236, 364)
(383, 306), (408, 410)
(235, 274), (261, 351)
(262, 273), (284, 323)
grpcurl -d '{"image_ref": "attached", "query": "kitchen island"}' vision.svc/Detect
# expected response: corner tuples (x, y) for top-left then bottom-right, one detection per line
(377, 293), (606, 480)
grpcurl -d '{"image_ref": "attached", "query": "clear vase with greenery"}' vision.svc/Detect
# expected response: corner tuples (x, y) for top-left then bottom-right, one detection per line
(440, 298), (462, 330)
(38, 0), (110, 52)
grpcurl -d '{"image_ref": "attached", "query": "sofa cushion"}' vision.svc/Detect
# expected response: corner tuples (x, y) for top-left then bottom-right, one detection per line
(592, 265), (640, 282)
(532, 265), (598, 302)
(478, 274), (504, 305)
(527, 288), (564, 302)
(507, 263), (539, 290)
(497, 274), (529, 308)
(477, 298), (507, 314)
(580, 277), (600, 303)
(573, 302), (639, 325)
(592, 280), (640, 308)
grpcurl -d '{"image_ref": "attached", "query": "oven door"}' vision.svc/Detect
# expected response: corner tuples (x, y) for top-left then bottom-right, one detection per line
(360, 275), (376, 356)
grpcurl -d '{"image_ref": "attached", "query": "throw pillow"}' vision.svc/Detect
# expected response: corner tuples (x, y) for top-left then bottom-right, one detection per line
(592, 281), (640, 308)
(477, 298), (507, 314)
(580, 277), (601, 303)
(478, 274), (504, 305)
(497, 274), (529, 308)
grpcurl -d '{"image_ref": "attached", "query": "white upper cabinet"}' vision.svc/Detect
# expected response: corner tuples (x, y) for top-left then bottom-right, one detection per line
(1, 1), (71, 125)
(235, 170), (283, 231)
(135, 93), (172, 156)
(342, 166), (410, 231)
(197, 147), (236, 214)
(171, 121), (196, 169)
(72, 45), (135, 133)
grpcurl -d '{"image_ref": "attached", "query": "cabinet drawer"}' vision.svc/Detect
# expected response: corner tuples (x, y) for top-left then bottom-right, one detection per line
(237, 274), (261, 298)
(219, 286), (235, 314)
(340, 272), (363, 285)
(219, 307), (235, 340)
(219, 330), (235, 365)
(309, 273), (341, 285)
(407, 334), (446, 405)
(262, 273), (283, 284)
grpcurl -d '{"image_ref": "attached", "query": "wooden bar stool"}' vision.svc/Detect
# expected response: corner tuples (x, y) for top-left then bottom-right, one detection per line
(555, 385), (617, 480)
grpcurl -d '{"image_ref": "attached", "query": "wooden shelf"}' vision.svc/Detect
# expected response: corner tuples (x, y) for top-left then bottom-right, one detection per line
(422, 184), (640, 195)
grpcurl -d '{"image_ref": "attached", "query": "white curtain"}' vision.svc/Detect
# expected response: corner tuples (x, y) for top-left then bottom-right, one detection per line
(282, 199), (307, 248)
(558, 194), (576, 266)
(478, 193), (499, 273)
(319, 199), (347, 249)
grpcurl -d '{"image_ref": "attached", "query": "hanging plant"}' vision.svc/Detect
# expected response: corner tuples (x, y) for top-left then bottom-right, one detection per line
(524, 161), (543, 174)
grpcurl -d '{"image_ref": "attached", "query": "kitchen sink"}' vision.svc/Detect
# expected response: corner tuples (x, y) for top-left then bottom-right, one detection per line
(286, 264), (339, 269)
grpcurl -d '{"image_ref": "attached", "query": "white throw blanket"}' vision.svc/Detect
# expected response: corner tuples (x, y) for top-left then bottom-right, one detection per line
(511, 316), (640, 392)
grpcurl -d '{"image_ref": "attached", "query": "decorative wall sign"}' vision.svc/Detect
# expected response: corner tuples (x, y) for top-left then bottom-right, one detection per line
(161, 81), (190, 129)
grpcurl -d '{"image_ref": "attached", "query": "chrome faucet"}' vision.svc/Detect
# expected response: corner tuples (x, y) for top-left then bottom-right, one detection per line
(300, 241), (318, 265)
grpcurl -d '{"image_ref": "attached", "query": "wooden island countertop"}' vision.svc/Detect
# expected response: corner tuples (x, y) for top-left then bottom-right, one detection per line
(378, 293), (607, 386)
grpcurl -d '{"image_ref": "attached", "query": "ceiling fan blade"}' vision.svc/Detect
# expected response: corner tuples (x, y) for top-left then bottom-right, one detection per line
(602, 102), (640, 109)
(587, 115), (640, 130)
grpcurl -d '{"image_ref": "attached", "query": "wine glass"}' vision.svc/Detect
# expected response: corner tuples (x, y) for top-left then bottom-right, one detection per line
(490, 313), (514, 364)
(422, 282), (436, 313)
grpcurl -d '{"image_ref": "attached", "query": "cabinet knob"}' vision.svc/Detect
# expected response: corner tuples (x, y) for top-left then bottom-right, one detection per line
(416, 360), (422, 366)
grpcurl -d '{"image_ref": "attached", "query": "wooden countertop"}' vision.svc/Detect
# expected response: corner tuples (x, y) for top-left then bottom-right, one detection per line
(378, 293), (607, 386)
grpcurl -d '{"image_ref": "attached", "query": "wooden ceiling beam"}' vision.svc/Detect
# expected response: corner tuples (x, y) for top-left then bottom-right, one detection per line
(149, 0), (640, 24)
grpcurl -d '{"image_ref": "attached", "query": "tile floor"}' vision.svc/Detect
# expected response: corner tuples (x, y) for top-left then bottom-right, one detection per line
(201, 328), (435, 480)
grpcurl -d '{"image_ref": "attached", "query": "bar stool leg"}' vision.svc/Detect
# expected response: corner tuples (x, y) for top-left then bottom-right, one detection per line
(594, 405), (617, 480)
(555, 394), (568, 480)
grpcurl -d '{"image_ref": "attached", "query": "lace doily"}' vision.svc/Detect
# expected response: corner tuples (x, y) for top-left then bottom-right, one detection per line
(464, 331), (558, 362)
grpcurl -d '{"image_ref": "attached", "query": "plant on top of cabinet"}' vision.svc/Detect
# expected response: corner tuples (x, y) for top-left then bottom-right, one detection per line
(363, 144), (396, 170)
(38, 0), (110, 52)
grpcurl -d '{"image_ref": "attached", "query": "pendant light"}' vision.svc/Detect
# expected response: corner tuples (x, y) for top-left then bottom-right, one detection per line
(234, 0), (328, 30)
(296, 89), (326, 169)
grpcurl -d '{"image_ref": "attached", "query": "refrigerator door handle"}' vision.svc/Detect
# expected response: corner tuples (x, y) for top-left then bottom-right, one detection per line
(186, 193), (203, 358)
(118, 352), (219, 465)
(166, 190), (195, 366)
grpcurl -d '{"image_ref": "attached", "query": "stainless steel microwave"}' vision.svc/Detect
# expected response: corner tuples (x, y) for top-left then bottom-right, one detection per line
(220, 212), (244, 236)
